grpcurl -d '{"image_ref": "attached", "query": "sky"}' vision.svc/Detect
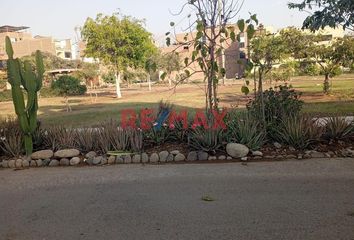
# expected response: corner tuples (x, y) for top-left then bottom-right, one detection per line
(1, 0), (309, 42)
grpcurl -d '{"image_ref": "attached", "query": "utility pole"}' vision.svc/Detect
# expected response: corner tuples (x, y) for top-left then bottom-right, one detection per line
(218, 0), (226, 85)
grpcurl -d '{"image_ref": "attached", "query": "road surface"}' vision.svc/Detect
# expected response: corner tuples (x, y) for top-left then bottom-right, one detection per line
(0, 158), (354, 240)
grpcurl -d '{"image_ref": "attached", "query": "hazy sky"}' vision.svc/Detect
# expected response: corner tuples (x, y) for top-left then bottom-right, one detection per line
(1, 0), (308, 41)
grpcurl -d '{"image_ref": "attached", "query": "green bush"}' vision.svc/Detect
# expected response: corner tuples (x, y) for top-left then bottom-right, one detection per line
(0, 118), (24, 157)
(324, 116), (354, 141)
(275, 116), (324, 150)
(51, 75), (87, 96)
(226, 112), (265, 150)
(188, 127), (224, 153)
(297, 62), (320, 76)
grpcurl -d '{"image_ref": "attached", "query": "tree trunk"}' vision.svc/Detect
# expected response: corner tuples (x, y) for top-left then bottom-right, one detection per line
(148, 74), (152, 91)
(258, 68), (265, 126)
(323, 73), (330, 94)
(115, 71), (122, 98)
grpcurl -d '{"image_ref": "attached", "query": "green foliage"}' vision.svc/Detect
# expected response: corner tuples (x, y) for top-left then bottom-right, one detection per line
(324, 116), (354, 140)
(297, 62), (321, 76)
(73, 62), (99, 83)
(51, 75), (87, 96)
(5, 37), (44, 156)
(275, 116), (324, 149)
(288, 0), (354, 31)
(82, 13), (157, 72)
(21, 52), (79, 70)
(0, 88), (60, 102)
(102, 71), (115, 84)
(226, 112), (265, 150)
(0, 117), (24, 157)
(248, 85), (304, 137)
(188, 127), (224, 153)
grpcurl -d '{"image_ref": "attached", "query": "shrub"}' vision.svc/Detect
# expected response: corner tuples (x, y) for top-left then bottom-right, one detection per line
(41, 126), (76, 151)
(188, 127), (224, 153)
(297, 62), (320, 76)
(74, 128), (99, 153)
(248, 85), (304, 138)
(226, 112), (265, 150)
(275, 116), (324, 150)
(51, 75), (87, 96)
(0, 118), (23, 157)
(324, 116), (354, 141)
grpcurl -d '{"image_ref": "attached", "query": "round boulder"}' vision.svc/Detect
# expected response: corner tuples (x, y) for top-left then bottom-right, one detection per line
(174, 153), (185, 162)
(70, 157), (81, 166)
(149, 153), (159, 163)
(226, 143), (249, 158)
(60, 158), (70, 166)
(49, 159), (59, 167)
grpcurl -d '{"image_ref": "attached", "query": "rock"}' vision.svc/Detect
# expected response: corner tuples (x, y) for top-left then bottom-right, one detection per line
(30, 160), (37, 167)
(297, 154), (303, 160)
(85, 151), (97, 159)
(108, 156), (116, 164)
(197, 151), (209, 161)
(70, 157), (81, 166)
(2, 160), (9, 168)
(54, 149), (80, 158)
(170, 150), (180, 155)
(241, 157), (248, 161)
(116, 157), (124, 164)
(310, 151), (325, 158)
(227, 156), (232, 160)
(8, 160), (16, 168)
(218, 155), (226, 160)
(324, 153), (331, 158)
(289, 146), (296, 151)
(175, 153), (185, 162)
(132, 154), (141, 163)
(149, 153), (159, 163)
(226, 143), (249, 158)
(101, 156), (108, 165)
(36, 159), (43, 167)
(93, 156), (103, 165)
(208, 156), (217, 161)
(15, 159), (22, 168)
(167, 154), (174, 162)
(85, 158), (93, 165)
(344, 148), (354, 157)
(142, 153), (149, 163)
(49, 159), (59, 167)
(159, 151), (169, 162)
(60, 158), (70, 166)
(303, 153), (311, 159)
(31, 150), (53, 160)
(123, 155), (132, 164)
(253, 156), (262, 160)
(286, 154), (297, 159)
(265, 155), (275, 159)
(22, 159), (30, 168)
(187, 151), (197, 161)
(251, 150), (263, 157)
(274, 142), (282, 149)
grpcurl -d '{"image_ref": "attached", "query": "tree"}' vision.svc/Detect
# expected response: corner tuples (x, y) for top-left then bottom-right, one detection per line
(289, 0), (354, 31)
(307, 36), (354, 93)
(159, 52), (181, 88)
(81, 13), (157, 98)
(74, 62), (99, 87)
(51, 75), (87, 111)
(248, 34), (287, 122)
(166, 0), (257, 112)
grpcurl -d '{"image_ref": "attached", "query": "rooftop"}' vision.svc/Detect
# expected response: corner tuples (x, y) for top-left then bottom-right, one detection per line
(0, 25), (29, 33)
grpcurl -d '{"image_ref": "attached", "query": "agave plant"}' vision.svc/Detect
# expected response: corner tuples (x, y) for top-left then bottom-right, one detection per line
(0, 117), (23, 157)
(275, 116), (324, 150)
(41, 125), (76, 151)
(226, 112), (265, 150)
(324, 116), (354, 141)
(188, 127), (224, 153)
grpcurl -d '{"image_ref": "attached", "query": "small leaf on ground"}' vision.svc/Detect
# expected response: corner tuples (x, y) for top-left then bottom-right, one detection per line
(201, 196), (215, 202)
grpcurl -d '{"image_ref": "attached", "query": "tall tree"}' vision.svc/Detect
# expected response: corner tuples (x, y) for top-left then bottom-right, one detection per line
(81, 13), (157, 98)
(288, 0), (354, 31)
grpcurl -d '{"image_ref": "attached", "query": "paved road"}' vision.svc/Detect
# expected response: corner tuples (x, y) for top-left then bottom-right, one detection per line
(1, 159), (354, 240)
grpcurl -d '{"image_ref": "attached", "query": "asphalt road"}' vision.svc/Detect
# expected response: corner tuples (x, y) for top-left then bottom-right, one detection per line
(1, 158), (354, 240)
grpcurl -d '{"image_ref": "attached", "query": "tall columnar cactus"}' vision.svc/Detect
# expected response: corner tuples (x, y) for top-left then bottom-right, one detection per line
(5, 36), (44, 156)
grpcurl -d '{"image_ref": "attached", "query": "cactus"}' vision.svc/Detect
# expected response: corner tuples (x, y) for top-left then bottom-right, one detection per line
(5, 36), (44, 156)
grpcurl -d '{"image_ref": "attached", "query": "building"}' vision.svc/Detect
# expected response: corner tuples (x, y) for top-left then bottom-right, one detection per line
(0, 25), (56, 61)
(161, 24), (249, 81)
(0, 25), (76, 64)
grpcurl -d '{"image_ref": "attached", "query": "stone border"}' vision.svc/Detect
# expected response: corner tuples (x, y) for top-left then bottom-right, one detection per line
(1, 146), (353, 169)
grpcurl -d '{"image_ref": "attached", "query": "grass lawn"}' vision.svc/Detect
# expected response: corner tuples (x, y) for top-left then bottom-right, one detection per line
(0, 74), (353, 127)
